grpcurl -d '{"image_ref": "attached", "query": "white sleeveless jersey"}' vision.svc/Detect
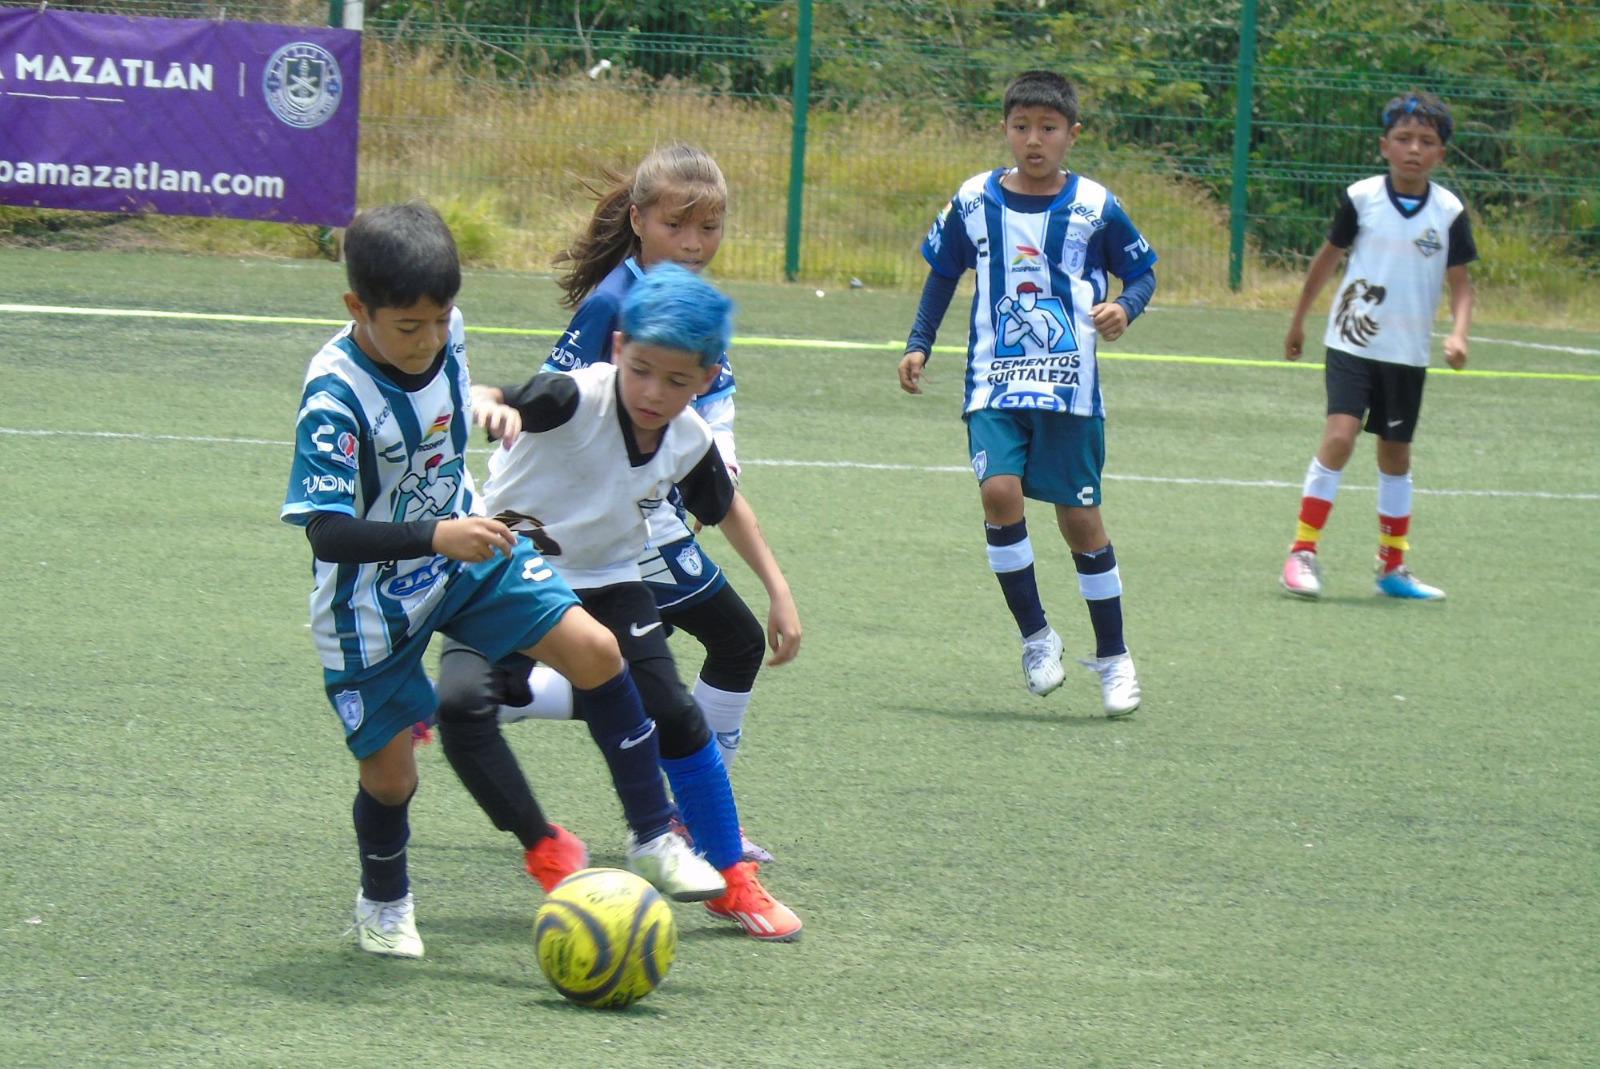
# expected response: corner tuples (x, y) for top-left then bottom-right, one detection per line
(1322, 175), (1476, 367)
(481, 363), (716, 590)
(281, 309), (478, 672)
(922, 168), (1157, 417)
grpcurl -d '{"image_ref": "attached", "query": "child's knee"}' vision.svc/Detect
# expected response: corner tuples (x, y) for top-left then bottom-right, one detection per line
(702, 610), (764, 686)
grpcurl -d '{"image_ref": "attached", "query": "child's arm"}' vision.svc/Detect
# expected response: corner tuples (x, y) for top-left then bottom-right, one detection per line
(713, 493), (802, 666)
(1091, 269), (1158, 342)
(1285, 241), (1347, 360)
(471, 374), (584, 444)
(1443, 265), (1473, 369)
(304, 511), (516, 564)
(899, 268), (961, 394)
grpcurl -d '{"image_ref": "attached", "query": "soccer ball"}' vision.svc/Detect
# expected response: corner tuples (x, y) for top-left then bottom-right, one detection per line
(534, 867), (677, 1009)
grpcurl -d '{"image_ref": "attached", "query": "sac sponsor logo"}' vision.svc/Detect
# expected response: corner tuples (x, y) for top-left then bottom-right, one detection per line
(380, 555), (449, 600)
(996, 392), (1068, 412)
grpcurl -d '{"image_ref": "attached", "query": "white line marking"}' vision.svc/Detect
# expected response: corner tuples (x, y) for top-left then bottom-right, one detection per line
(4, 426), (1595, 501)
(1434, 331), (1600, 357)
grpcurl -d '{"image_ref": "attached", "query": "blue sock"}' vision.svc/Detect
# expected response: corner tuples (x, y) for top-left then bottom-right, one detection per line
(353, 784), (411, 902)
(579, 668), (675, 842)
(986, 520), (1047, 637)
(1073, 544), (1126, 658)
(661, 740), (741, 871)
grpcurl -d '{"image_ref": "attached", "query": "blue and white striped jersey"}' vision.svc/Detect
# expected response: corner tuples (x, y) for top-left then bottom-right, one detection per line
(281, 309), (479, 672)
(922, 169), (1157, 417)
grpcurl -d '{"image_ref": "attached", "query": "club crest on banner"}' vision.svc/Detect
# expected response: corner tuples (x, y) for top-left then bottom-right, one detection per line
(263, 41), (344, 128)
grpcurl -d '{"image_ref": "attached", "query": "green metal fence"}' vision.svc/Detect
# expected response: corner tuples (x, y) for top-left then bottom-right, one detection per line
(27, 1), (1600, 304)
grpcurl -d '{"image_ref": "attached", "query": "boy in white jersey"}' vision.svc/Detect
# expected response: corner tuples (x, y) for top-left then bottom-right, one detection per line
(1281, 91), (1477, 601)
(452, 264), (802, 942)
(898, 70), (1158, 714)
(283, 202), (697, 959)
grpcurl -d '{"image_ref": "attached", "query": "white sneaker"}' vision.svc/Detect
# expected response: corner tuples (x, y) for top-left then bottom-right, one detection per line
(1281, 549), (1322, 599)
(354, 892), (423, 958)
(1079, 652), (1141, 716)
(1021, 628), (1066, 696)
(627, 831), (727, 902)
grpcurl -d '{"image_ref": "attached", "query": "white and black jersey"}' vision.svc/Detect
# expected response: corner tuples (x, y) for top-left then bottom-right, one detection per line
(1322, 174), (1477, 367)
(480, 363), (735, 590)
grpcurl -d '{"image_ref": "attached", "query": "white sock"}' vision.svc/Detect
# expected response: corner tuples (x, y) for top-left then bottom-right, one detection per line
(1303, 457), (1343, 502)
(693, 677), (753, 768)
(497, 665), (574, 723)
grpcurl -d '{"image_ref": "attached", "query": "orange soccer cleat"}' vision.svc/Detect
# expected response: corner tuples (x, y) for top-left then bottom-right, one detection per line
(524, 823), (589, 893)
(705, 861), (802, 942)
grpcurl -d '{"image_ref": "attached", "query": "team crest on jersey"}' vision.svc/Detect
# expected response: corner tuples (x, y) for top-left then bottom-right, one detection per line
(1414, 228), (1443, 257)
(676, 544), (704, 577)
(1011, 244), (1043, 273)
(263, 42), (344, 129)
(1064, 236), (1088, 274)
(1335, 279), (1387, 348)
(995, 283), (1076, 356)
(972, 450), (988, 480)
(334, 689), (365, 732)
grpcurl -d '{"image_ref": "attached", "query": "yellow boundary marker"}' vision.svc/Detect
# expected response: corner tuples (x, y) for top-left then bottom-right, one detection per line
(3, 302), (1596, 382)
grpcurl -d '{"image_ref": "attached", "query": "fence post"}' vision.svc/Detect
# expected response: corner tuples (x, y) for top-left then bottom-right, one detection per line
(783, 0), (813, 282)
(1228, 0), (1259, 292)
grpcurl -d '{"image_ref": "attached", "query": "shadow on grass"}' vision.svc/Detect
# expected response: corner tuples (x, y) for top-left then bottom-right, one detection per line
(888, 701), (1137, 726)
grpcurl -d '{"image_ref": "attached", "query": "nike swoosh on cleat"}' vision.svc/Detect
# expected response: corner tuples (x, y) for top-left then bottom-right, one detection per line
(629, 621), (663, 637)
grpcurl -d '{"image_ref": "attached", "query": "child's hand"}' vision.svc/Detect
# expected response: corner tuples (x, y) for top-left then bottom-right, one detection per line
(898, 351), (928, 394)
(1090, 302), (1129, 341)
(433, 516), (517, 563)
(1284, 323), (1306, 361)
(474, 400), (522, 446)
(764, 589), (802, 666)
(1444, 333), (1468, 370)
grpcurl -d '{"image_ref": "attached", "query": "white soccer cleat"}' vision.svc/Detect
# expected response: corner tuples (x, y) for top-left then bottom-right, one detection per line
(1021, 628), (1066, 696)
(1079, 652), (1141, 717)
(626, 830), (727, 902)
(1280, 549), (1323, 599)
(354, 892), (423, 958)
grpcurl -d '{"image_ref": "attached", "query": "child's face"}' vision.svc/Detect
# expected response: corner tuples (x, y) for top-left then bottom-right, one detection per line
(630, 194), (725, 273)
(1379, 118), (1447, 188)
(614, 335), (719, 434)
(343, 293), (454, 375)
(1004, 105), (1080, 190)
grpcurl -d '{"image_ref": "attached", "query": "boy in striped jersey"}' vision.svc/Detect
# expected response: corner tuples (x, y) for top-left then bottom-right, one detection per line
(1282, 91), (1477, 601)
(283, 202), (691, 958)
(898, 70), (1157, 715)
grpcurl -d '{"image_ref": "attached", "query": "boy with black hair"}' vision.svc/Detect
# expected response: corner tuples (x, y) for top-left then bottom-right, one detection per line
(898, 69), (1158, 716)
(1281, 90), (1476, 601)
(283, 201), (683, 958)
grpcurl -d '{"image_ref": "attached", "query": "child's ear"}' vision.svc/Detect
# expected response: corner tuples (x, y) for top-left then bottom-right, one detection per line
(342, 292), (368, 324)
(628, 203), (644, 238)
(612, 329), (626, 355)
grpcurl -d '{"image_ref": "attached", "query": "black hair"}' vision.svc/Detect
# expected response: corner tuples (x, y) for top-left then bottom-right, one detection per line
(1381, 90), (1453, 144)
(343, 201), (461, 312)
(1003, 70), (1079, 125)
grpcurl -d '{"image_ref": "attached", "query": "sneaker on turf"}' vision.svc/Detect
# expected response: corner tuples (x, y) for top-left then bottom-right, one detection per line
(669, 817), (775, 864)
(1021, 628), (1066, 696)
(627, 830), (726, 902)
(354, 891), (423, 958)
(1078, 652), (1141, 717)
(705, 861), (802, 942)
(1280, 549), (1323, 599)
(525, 822), (588, 893)
(1375, 564), (1445, 601)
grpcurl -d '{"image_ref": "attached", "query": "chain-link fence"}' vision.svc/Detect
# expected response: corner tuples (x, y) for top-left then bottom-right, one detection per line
(20, 1), (1600, 307)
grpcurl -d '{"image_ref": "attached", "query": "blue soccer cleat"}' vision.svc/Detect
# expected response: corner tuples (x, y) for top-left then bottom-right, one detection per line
(1375, 565), (1445, 601)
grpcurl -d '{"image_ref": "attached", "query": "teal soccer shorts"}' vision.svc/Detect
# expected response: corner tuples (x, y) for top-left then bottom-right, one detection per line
(322, 539), (580, 758)
(965, 409), (1106, 507)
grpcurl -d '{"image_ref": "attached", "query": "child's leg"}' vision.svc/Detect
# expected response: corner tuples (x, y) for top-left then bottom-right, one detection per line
(355, 731), (419, 904)
(981, 474), (1050, 639)
(1056, 505), (1126, 658)
(663, 584), (765, 769)
(1293, 414), (1362, 553)
(1375, 439), (1414, 572)
(434, 639), (557, 850)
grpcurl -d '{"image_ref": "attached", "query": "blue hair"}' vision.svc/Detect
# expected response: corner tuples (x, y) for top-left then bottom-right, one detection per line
(619, 263), (733, 368)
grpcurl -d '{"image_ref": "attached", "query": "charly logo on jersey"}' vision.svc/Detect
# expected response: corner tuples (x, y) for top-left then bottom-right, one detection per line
(311, 423), (360, 469)
(1335, 279), (1386, 348)
(1414, 228), (1442, 257)
(1011, 244), (1044, 273)
(995, 282), (1076, 357)
(263, 42), (344, 129)
(676, 544), (704, 577)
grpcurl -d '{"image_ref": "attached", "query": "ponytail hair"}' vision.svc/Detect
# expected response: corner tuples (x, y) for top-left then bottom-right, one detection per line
(554, 142), (727, 308)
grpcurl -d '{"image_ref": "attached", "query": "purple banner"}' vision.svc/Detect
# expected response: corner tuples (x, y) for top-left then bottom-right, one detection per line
(0, 7), (359, 226)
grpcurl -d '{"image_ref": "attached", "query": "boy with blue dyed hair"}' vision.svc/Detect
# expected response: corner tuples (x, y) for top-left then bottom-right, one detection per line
(898, 69), (1157, 715)
(284, 202), (690, 958)
(448, 263), (803, 942)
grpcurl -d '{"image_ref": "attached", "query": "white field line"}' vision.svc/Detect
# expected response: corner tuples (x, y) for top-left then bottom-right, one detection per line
(4, 426), (1596, 501)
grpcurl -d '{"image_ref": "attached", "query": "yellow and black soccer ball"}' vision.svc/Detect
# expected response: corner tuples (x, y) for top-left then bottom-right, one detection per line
(534, 867), (677, 1009)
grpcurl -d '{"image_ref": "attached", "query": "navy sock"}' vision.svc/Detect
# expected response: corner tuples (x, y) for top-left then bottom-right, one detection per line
(353, 784), (411, 902)
(661, 740), (741, 871)
(1073, 544), (1126, 658)
(579, 668), (675, 842)
(986, 520), (1047, 637)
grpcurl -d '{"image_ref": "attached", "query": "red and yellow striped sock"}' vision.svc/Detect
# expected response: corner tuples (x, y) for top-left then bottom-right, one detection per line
(1378, 514), (1410, 573)
(1291, 497), (1333, 554)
